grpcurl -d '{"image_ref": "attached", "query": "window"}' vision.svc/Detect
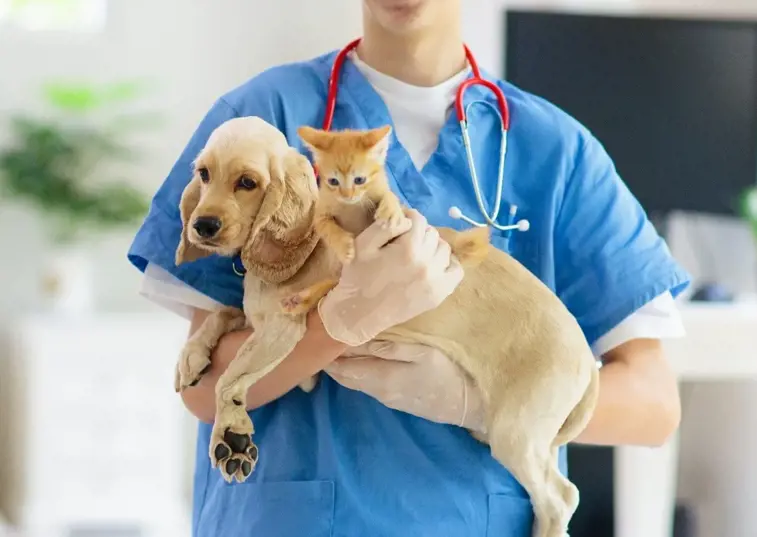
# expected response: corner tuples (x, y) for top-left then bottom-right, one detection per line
(0, 0), (106, 32)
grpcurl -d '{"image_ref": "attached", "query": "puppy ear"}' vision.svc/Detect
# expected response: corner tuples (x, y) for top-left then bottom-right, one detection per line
(297, 125), (335, 154)
(240, 150), (319, 284)
(175, 175), (212, 265)
(360, 125), (392, 161)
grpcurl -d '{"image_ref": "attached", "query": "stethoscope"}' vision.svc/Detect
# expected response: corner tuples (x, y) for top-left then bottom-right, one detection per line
(324, 38), (530, 240)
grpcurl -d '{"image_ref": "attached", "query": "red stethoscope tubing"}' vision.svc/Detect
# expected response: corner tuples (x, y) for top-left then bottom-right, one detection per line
(322, 37), (511, 132)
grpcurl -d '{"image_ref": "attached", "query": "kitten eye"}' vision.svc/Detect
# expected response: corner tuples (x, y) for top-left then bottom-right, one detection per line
(237, 175), (257, 190)
(198, 167), (210, 183)
(353, 176), (366, 185)
(327, 177), (339, 186)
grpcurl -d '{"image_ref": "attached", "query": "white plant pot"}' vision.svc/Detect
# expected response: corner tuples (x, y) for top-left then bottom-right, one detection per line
(40, 246), (94, 316)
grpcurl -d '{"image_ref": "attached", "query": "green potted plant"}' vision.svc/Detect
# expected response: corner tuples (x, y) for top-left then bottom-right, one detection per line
(0, 80), (154, 314)
(742, 185), (757, 241)
(741, 186), (757, 299)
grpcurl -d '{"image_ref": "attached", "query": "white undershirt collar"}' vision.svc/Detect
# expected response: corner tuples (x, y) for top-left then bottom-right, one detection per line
(348, 51), (470, 170)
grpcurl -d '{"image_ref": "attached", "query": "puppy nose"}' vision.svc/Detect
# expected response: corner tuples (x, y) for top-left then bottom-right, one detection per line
(193, 216), (222, 238)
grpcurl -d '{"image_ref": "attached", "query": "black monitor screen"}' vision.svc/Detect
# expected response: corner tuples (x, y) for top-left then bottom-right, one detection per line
(504, 10), (757, 217)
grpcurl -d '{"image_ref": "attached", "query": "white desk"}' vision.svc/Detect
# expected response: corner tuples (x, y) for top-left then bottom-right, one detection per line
(614, 302), (757, 537)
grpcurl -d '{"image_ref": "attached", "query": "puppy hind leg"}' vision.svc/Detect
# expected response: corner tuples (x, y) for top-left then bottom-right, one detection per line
(488, 419), (568, 537)
(547, 445), (579, 534)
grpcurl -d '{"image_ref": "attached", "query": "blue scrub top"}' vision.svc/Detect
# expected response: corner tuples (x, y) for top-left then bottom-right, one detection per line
(128, 49), (690, 537)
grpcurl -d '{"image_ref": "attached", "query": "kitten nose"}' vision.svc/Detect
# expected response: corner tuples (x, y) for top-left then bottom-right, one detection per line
(193, 216), (222, 238)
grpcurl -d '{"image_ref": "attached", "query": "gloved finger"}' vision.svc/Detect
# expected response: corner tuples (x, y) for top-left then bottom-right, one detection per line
(415, 224), (442, 264)
(355, 215), (412, 255)
(326, 357), (387, 386)
(340, 341), (387, 358)
(361, 340), (430, 362)
(443, 252), (464, 280)
(326, 354), (413, 380)
(429, 233), (453, 269)
(340, 341), (422, 362)
(338, 346), (368, 359)
(394, 208), (430, 253)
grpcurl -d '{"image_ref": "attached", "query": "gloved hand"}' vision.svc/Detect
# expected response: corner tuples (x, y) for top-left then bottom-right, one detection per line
(317, 209), (463, 347)
(325, 340), (488, 434)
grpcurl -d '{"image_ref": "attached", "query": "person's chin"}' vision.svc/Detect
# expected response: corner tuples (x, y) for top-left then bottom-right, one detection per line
(388, 14), (425, 32)
(375, 2), (426, 30)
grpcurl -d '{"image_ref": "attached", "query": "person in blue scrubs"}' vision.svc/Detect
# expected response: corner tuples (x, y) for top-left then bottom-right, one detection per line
(128, 0), (691, 535)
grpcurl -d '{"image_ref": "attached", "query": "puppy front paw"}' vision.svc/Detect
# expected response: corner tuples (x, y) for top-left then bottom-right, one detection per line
(175, 342), (212, 392)
(210, 405), (258, 484)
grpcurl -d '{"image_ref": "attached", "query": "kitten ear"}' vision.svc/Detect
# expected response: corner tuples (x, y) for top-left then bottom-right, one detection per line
(297, 125), (335, 153)
(360, 125), (392, 161)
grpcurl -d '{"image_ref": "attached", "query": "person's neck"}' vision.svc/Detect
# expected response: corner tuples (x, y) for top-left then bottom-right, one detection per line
(357, 18), (466, 87)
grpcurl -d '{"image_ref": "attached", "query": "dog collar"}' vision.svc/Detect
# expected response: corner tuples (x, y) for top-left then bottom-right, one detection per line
(232, 256), (246, 277)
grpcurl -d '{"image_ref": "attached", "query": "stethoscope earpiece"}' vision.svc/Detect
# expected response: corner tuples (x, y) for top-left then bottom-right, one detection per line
(448, 206), (464, 220)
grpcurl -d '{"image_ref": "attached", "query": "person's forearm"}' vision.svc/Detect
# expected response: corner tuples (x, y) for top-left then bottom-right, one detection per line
(181, 309), (348, 423)
(572, 338), (681, 447)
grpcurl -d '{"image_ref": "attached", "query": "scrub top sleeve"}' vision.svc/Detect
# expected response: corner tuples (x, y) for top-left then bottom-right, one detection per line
(127, 97), (246, 309)
(553, 132), (691, 348)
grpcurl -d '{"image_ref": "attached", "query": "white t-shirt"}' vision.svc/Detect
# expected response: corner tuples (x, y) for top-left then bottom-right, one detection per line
(140, 53), (686, 357)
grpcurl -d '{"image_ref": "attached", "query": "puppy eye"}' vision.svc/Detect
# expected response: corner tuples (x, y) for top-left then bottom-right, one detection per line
(198, 167), (210, 183)
(327, 178), (339, 186)
(353, 176), (366, 185)
(237, 175), (257, 191)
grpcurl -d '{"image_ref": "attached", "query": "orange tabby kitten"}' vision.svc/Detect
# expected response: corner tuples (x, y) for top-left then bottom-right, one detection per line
(280, 124), (489, 314)
(306, 124), (406, 263)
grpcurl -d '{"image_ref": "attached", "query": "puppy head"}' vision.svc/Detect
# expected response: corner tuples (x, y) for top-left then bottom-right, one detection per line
(175, 116), (318, 278)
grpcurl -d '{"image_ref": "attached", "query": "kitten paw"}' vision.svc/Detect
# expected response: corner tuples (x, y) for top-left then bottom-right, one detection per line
(334, 237), (356, 264)
(375, 202), (405, 229)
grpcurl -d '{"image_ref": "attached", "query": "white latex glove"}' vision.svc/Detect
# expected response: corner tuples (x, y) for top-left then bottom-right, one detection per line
(325, 340), (487, 434)
(317, 209), (463, 347)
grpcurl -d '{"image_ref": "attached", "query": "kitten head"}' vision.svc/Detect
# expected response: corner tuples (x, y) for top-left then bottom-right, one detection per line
(297, 125), (392, 204)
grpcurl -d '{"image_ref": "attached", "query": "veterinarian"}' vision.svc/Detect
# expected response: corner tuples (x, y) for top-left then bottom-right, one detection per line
(128, 0), (690, 535)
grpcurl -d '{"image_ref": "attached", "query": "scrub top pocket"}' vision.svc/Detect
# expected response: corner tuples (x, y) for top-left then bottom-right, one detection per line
(196, 479), (335, 537)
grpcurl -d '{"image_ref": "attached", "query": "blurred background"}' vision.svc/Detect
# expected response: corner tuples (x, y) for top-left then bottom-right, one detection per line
(0, 1), (756, 537)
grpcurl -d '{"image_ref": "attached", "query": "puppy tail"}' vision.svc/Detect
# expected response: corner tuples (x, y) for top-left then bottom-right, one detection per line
(450, 227), (491, 267)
